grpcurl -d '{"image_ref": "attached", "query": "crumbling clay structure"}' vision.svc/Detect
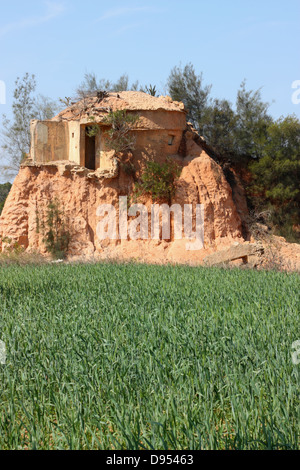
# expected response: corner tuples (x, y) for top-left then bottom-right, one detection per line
(1, 91), (298, 269)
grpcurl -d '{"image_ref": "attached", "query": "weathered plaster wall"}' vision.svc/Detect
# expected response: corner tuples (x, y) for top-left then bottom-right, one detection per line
(96, 127), (183, 174)
(134, 110), (186, 131)
(99, 131), (115, 171)
(30, 106), (186, 172)
(30, 120), (69, 163)
(129, 129), (183, 171)
(68, 121), (81, 164)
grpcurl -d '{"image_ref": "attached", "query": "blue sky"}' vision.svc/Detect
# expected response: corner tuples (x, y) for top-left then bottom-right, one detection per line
(0, 0), (299, 119)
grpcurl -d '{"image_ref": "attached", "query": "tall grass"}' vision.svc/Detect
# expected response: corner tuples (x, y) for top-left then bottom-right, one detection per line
(0, 263), (299, 449)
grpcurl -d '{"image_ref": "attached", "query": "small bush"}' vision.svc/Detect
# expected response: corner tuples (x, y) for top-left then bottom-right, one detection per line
(145, 84), (157, 96)
(40, 198), (71, 260)
(134, 159), (181, 204)
(120, 161), (137, 178)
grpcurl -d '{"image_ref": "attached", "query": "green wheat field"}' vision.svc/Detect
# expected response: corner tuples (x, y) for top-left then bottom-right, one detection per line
(0, 263), (299, 450)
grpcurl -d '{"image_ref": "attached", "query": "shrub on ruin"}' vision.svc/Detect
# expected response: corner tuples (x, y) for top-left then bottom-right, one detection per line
(40, 198), (71, 260)
(102, 110), (140, 157)
(134, 159), (181, 204)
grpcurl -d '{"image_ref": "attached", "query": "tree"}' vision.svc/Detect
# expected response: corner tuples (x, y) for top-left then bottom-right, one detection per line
(0, 182), (12, 214)
(167, 63), (212, 134)
(201, 84), (273, 165)
(1, 73), (36, 177)
(234, 80), (273, 162)
(111, 74), (129, 92)
(75, 72), (112, 99)
(75, 72), (141, 99)
(202, 98), (237, 159)
(1, 73), (60, 178)
(167, 69), (273, 166)
(249, 116), (300, 241)
(34, 94), (60, 120)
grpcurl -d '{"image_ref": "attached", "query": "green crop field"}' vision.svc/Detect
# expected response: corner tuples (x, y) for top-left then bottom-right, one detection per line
(0, 263), (299, 450)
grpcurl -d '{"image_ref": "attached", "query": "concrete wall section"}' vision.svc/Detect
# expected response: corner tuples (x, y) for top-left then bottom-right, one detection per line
(135, 110), (186, 131)
(30, 120), (69, 163)
(68, 121), (81, 164)
(133, 129), (184, 164)
(30, 108), (186, 170)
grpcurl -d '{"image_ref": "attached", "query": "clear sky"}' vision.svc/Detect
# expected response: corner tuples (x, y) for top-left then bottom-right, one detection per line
(0, 0), (300, 120)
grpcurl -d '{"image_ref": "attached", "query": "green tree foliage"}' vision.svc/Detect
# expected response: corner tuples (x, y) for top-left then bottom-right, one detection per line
(75, 73), (163, 104)
(167, 63), (212, 134)
(102, 110), (140, 157)
(167, 63), (300, 240)
(75, 72), (112, 98)
(33, 94), (60, 121)
(134, 159), (181, 204)
(167, 66), (273, 165)
(250, 116), (300, 241)
(1, 73), (36, 176)
(202, 82), (273, 165)
(40, 198), (71, 259)
(202, 99), (237, 159)
(76, 72), (140, 98)
(234, 81), (272, 162)
(1, 73), (60, 178)
(0, 182), (12, 214)
(112, 74), (130, 92)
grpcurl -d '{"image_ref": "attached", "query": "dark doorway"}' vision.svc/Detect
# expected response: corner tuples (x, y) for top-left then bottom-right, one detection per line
(85, 129), (96, 170)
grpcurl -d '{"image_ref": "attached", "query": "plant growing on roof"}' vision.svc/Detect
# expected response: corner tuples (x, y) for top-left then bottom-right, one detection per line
(102, 109), (140, 159)
(145, 84), (157, 96)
